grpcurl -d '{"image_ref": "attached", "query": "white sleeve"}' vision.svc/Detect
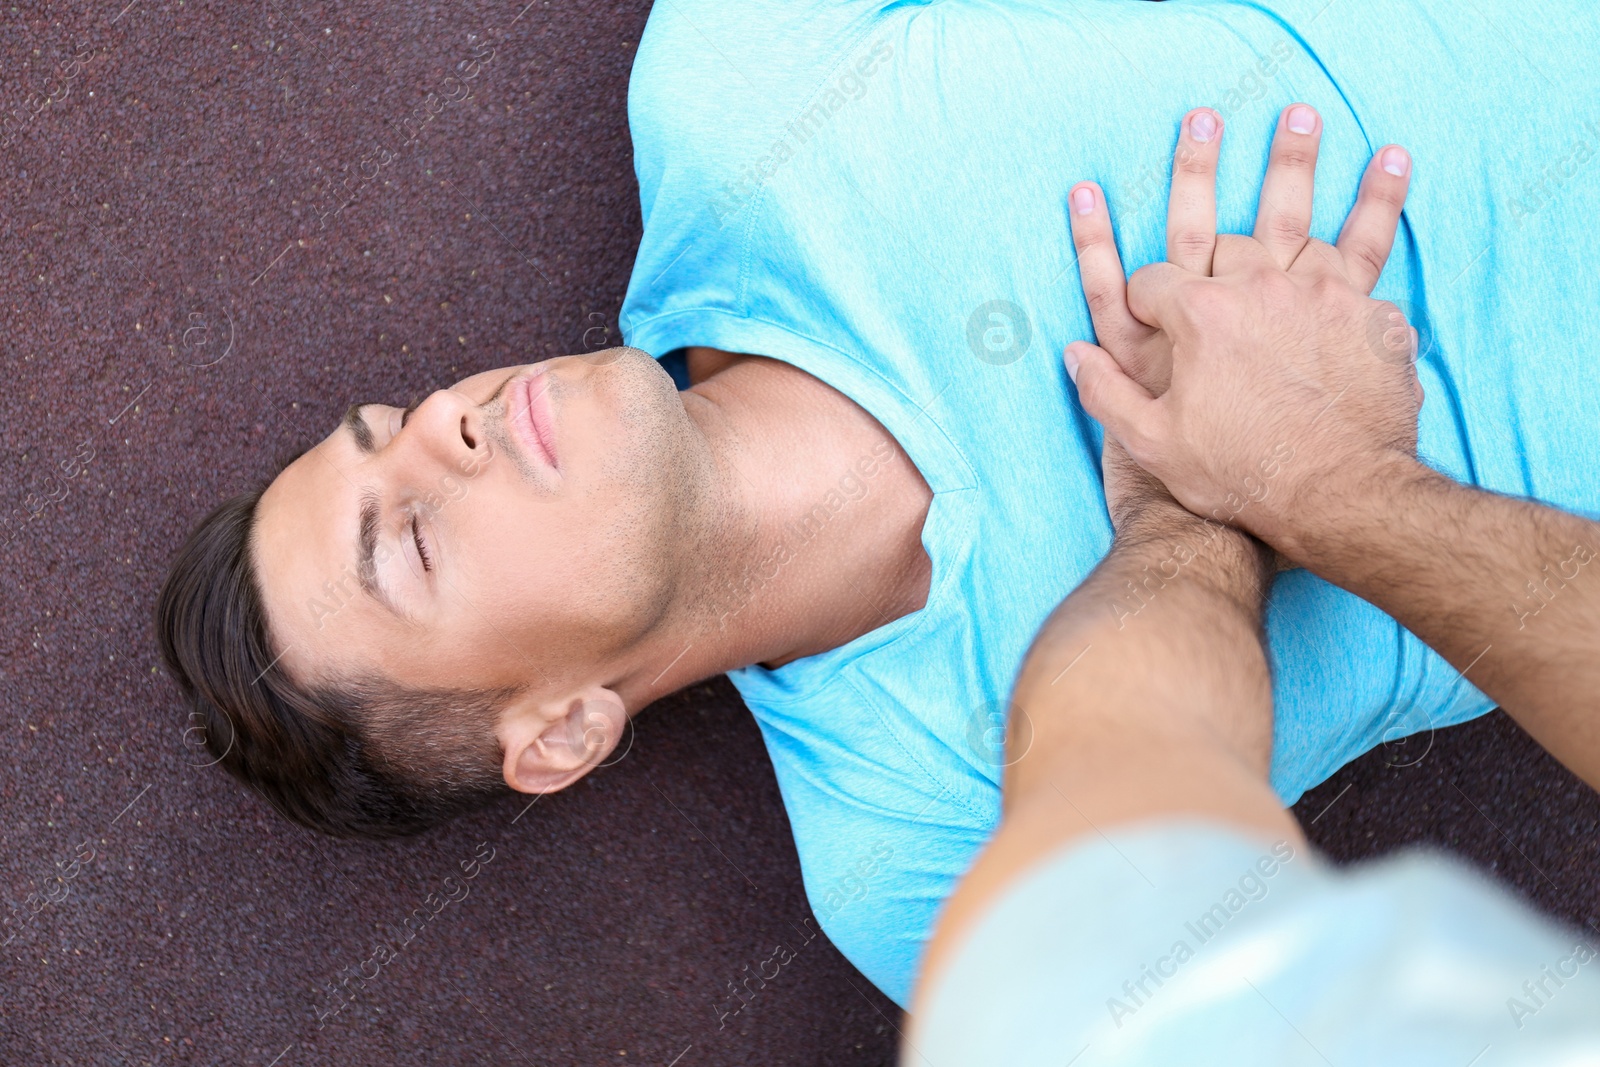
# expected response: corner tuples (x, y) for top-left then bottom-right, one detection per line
(911, 819), (1600, 1067)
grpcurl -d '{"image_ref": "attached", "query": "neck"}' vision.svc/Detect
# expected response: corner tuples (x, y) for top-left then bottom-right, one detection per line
(619, 356), (932, 706)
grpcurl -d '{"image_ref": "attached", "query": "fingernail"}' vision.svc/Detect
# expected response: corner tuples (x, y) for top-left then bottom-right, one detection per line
(1063, 346), (1081, 384)
(1071, 187), (1095, 216)
(1189, 110), (1217, 144)
(1287, 105), (1316, 135)
(1382, 146), (1411, 177)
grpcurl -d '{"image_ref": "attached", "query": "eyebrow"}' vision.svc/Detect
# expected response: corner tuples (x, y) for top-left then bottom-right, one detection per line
(343, 404), (376, 454)
(356, 488), (404, 618)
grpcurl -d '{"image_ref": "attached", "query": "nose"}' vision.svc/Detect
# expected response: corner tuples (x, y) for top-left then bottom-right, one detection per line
(390, 387), (489, 474)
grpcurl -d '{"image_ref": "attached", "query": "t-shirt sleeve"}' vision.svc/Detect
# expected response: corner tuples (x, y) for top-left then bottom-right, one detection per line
(913, 820), (1600, 1067)
(745, 697), (998, 1010)
(800, 797), (992, 1010)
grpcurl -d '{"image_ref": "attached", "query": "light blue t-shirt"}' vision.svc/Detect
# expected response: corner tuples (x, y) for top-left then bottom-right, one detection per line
(916, 822), (1600, 1066)
(620, 0), (1600, 1006)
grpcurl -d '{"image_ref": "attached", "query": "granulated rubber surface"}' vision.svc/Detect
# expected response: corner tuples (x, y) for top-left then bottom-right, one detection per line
(1, 2), (1595, 1064)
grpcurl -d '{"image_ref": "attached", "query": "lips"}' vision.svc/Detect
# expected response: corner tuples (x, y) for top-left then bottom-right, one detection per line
(511, 368), (559, 473)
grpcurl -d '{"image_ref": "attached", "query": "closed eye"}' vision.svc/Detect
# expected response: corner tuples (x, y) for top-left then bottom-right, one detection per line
(399, 399), (420, 429)
(411, 515), (433, 572)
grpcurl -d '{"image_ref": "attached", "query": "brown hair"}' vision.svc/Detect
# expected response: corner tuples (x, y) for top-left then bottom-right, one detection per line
(155, 489), (516, 838)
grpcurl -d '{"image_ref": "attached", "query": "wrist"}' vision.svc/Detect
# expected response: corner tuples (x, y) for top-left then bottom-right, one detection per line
(1114, 507), (1273, 618)
(1268, 449), (1437, 566)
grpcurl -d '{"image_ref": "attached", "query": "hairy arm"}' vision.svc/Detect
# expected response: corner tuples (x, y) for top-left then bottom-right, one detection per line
(911, 500), (1298, 1007)
(1283, 455), (1600, 785)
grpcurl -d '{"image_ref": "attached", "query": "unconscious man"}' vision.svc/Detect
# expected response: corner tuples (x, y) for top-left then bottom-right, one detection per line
(157, 0), (1600, 1006)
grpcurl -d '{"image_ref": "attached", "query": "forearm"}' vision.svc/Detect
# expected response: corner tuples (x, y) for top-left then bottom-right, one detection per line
(1007, 507), (1279, 810)
(1281, 454), (1600, 786)
(917, 513), (1298, 998)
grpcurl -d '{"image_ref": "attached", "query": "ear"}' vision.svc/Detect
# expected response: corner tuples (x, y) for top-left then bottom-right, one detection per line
(498, 685), (628, 795)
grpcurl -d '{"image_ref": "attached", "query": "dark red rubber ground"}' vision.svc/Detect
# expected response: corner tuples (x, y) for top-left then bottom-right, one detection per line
(1, 1), (1595, 1064)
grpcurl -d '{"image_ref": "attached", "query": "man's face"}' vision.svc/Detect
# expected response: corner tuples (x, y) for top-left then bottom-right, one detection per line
(254, 348), (699, 702)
